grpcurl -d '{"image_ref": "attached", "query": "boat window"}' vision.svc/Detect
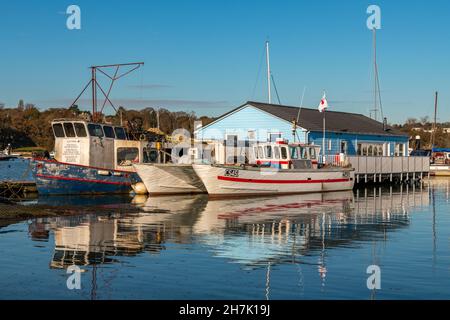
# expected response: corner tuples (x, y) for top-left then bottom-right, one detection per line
(143, 148), (159, 163)
(274, 146), (280, 159)
(114, 127), (127, 140)
(257, 146), (263, 159)
(87, 124), (104, 137)
(310, 148), (317, 159)
(300, 147), (308, 159)
(103, 126), (115, 139)
(265, 146), (272, 158)
(117, 147), (139, 166)
(52, 123), (65, 138)
(289, 146), (299, 159)
(281, 147), (288, 159)
(63, 122), (76, 138)
(74, 123), (87, 137)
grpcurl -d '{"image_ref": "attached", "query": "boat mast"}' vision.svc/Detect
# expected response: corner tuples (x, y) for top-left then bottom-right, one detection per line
(266, 41), (271, 104)
(431, 91), (438, 149)
(69, 62), (144, 122)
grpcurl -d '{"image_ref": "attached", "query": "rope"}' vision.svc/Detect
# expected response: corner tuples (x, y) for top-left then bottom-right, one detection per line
(251, 43), (266, 100)
(270, 73), (281, 105)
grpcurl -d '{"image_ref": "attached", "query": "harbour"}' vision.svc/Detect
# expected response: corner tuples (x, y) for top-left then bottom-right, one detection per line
(2, 0), (450, 307)
(1, 165), (449, 299)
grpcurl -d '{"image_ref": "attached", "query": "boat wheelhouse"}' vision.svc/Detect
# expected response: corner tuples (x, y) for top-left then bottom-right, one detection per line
(251, 139), (321, 169)
(50, 119), (149, 171)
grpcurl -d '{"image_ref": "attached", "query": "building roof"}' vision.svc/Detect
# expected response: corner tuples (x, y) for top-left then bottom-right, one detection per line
(232, 101), (406, 137)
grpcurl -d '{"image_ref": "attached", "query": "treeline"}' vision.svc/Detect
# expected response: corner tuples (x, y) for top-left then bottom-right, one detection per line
(393, 117), (450, 149)
(0, 102), (214, 151)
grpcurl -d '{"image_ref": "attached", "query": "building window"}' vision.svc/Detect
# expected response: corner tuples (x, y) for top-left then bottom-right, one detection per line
(226, 134), (238, 147)
(357, 143), (362, 156)
(268, 133), (282, 142)
(248, 130), (256, 140)
(340, 140), (348, 154)
(395, 143), (405, 156)
(328, 139), (332, 151)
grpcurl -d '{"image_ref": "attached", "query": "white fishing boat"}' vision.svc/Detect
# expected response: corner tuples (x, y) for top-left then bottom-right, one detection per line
(134, 163), (207, 195)
(193, 140), (355, 197)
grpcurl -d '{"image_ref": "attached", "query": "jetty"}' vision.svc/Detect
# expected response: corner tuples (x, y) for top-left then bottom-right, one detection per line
(346, 156), (430, 185)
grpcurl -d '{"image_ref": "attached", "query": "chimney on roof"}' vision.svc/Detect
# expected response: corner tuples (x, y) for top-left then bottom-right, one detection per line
(383, 117), (387, 131)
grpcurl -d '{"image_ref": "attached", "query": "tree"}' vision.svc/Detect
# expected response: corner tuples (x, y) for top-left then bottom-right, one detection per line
(17, 99), (24, 111)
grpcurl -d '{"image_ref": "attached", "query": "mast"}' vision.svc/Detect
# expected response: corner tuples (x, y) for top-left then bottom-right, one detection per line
(431, 91), (438, 149)
(69, 62), (144, 122)
(266, 41), (271, 104)
(370, 28), (384, 122)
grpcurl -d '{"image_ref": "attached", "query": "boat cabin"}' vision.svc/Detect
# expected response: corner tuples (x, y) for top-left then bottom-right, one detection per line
(252, 139), (321, 169)
(51, 119), (149, 172)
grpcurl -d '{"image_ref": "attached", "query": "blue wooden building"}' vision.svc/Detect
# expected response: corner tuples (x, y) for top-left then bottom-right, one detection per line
(195, 101), (409, 157)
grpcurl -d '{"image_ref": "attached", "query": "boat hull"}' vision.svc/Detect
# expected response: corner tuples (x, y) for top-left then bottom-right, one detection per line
(32, 159), (140, 195)
(133, 163), (207, 195)
(192, 164), (355, 197)
(430, 165), (450, 176)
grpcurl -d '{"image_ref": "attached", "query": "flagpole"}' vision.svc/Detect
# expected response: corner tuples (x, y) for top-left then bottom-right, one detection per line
(322, 110), (326, 164)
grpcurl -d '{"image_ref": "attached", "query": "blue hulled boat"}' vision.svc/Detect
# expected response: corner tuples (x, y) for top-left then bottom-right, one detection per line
(32, 62), (151, 195)
(32, 119), (146, 195)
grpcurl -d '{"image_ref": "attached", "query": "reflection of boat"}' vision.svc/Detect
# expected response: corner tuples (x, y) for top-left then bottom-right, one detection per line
(193, 141), (354, 197)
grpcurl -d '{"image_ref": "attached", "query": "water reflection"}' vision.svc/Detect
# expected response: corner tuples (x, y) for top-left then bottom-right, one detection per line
(27, 186), (430, 273)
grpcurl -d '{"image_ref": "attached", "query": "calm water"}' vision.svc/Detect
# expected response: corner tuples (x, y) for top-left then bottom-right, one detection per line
(1, 161), (450, 299)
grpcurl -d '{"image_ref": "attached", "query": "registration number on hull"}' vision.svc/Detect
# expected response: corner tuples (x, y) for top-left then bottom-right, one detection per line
(224, 168), (239, 177)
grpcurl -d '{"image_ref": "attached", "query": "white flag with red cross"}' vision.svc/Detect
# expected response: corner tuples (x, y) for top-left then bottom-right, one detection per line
(318, 92), (328, 112)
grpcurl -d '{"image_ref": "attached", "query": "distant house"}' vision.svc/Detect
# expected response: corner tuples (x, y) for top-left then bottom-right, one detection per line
(195, 101), (409, 157)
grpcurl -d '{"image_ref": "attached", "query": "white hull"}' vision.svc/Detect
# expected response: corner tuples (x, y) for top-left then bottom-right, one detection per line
(133, 163), (207, 195)
(430, 165), (450, 176)
(192, 164), (355, 196)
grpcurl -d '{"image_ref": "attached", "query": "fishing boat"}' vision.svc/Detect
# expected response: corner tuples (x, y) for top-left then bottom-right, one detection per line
(430, 148), (450, 176)
(32, 62), (150, 195)
(132, 138), (252, 195)
(193, 139), (355, 197)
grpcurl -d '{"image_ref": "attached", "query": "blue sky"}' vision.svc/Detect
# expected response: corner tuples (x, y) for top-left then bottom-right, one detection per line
(0, 0), (449, 123)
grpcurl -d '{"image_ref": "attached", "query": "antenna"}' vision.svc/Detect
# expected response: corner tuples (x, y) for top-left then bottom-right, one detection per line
(266, 41), (271, 104)
(69, 62), (144, 122)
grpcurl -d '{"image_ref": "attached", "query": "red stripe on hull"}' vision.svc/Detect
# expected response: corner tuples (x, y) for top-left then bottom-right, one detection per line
(36, 174), (132, 186)
(217, 176), (350, 184)
(33, 159), (134, 173)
